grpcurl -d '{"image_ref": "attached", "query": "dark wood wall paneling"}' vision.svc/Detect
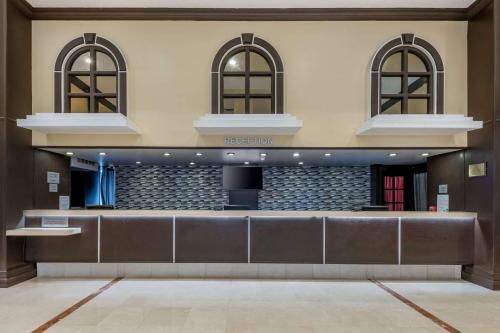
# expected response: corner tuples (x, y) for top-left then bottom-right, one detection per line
(12, 0), (490, 21)
(426, 151), (465, 211)
(0, 0), (36, 287)
(33, 150), (71, 209)
(462, 0), (500, 290)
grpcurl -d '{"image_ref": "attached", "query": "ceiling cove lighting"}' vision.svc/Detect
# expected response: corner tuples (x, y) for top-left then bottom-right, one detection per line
(65, 152), (74, 156)
(227, 152), (235, 156)
(99, 152), (106, 156)
(324, 153), (332, 157)
(293, 152), (300, 158)
(389, 153), (397, 157)
(421, 153), (430, 157)
(196, 152), (203, 156)
(163, 152), (171, 156)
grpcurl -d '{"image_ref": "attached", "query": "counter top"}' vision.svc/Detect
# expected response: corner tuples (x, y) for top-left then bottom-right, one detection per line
(23, 209), (477, 218)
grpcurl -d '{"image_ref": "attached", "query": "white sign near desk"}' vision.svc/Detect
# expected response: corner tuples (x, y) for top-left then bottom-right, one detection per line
(47, 171), (60, 184)
(437, 194), (449, 212)
(41, 216), (68, 228)
(49, 183), (58, 193)
(59, 196), (70, 210)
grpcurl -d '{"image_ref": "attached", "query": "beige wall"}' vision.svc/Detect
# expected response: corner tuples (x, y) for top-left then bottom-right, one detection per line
(32, 21), (468, 147)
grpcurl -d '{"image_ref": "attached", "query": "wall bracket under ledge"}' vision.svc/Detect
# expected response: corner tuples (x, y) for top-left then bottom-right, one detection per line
(16, 113), (140, 134)
(193, 114), (303, 135)
(357, 114), (483, 136)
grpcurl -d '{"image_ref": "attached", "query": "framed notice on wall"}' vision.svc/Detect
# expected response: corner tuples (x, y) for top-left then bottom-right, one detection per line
(437, 194), (449, 212)
(468, 162), (487, 178)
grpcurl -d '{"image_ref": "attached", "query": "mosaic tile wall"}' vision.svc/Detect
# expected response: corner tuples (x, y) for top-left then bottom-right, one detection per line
(115, 165), (371, 211)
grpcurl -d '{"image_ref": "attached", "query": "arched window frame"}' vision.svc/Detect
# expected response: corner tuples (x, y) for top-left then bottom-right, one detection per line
(54, 33), (127, 115)
(370, 33), (444, 117)
(211, 33), (284, 114)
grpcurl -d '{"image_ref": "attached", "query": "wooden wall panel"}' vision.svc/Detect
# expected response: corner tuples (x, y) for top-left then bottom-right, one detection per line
(427, 151), (465, 211)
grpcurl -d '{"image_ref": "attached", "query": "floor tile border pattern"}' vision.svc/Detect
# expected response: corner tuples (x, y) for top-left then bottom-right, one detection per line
(370, 279), (461, 333)
(31, 277), (123, 333)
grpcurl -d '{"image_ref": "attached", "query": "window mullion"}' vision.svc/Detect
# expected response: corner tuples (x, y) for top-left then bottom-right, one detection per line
(402, 48), (409, 114)
(245, 47), (250, 114)
(90, 47), (96, 113)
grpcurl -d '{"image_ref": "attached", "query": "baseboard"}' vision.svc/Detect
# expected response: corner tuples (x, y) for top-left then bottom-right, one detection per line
(37, 263), (463, 280)
(462, 266), (500, 290)
(0, 263), (37, 287)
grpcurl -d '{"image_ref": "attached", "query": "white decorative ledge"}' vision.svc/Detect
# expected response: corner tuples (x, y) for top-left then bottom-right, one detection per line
(16, 113), (140, 134)
(193, 114), (302, 135)
(6, 228), (81, 237)
(357, 114), (483, 136)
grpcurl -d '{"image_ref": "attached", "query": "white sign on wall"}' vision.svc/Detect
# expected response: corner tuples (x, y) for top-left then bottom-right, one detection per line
(438, 184), (448, 194)
(437, 194), (449, 212)
(59, 196), (70, 210)
(49, 183), (58, 193)
(47, 171), (60, 184)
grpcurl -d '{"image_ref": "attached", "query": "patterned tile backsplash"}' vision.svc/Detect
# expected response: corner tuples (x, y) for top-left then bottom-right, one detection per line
(115, 165), (371, 211)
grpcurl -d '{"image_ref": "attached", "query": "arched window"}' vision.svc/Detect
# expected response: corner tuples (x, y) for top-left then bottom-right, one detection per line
(371, 33), (444, 116)
(211, 33), (284, 114)
(54, 33), (127, 115)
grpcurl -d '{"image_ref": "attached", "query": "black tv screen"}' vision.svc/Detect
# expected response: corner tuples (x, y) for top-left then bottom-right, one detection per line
(223, 166), (263, 190)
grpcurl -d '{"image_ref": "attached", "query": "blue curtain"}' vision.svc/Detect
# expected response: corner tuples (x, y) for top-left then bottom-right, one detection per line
(100, 166), (116, 206)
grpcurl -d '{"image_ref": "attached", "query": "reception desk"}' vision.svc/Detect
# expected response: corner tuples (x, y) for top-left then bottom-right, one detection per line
(18, 210), (476, 267)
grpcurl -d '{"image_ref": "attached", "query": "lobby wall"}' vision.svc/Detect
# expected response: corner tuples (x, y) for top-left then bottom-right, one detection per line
(114, 165), (371, 211)
(31, 20), (468, 148)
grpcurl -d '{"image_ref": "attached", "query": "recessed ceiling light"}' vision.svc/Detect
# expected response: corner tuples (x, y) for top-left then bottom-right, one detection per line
(244, 161), (249, 165)
(85, 58), (92, 64)
(298, 161), (304, 165)
(293, 153), (300, 158)
(260, 153), (267, 157)
(135, 161), (141, 164)
(163, 152), (171, 156)
(421, 153), (430, 157)
(189, 162), (196, 166)
(389, 153), (397, 157)
(260, 157), (265, 161)
(65, 152), (74, 156)
(324, 153), (332, 157)
(196, 152), (203, 156)
(227, 152), (235, 156)
(99, 152), (106, 156)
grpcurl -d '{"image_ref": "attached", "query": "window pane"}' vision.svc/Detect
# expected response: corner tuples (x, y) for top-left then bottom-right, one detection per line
(250, 52), (270, 72)
(224, 52), (245, 72)
(384, 176), (394, 189)
(71, 52), (91, 71)
(96, 51), (116, 71)
(384, 190), (393, 203)
(69, 97), (89, 113)
(408, 77), (428, 94)
(408, 98), (429, 114)
(69, 76), (90, 93)
(96, 76), (117, 94)
(96, 97), (117, 113)
(381, 77), (401, 94)
(395, 176), (404, 189)
(223, 98), (245, 114)
(223, 76), (245, 94)
(250, 98), (272, 114)
(382, 52), (402, 72)
(381, 98), (402, 114)
(408, 52), (428, 72)
(250, 77), (271, 94)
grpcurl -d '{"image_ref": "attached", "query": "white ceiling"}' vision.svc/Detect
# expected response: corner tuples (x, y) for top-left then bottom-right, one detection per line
(27, 0), (476, 9)
(42, 148), (460, 167)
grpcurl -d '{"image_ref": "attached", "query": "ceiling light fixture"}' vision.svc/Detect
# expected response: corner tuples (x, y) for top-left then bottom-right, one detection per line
(227, 152), (235, 156)
(65, 152), (74, 156)
(260, 153), (267, 157)
(324, 153), (332, 157)
(189, 162), (196, 166)
(389, 153), (397, 157)
(135, 161), (141, 164)
(99, 152), (106, 156)
(244, 161), (249, 165)
(293, 153), (300, 158)
(163, 152), (171, 156)
(298, 161), (304, 165)
(421, 153), (430, 157)
(196, 152), (203, 156)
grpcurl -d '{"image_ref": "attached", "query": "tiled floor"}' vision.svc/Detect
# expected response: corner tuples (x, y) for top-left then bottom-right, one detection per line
(0, 278), (499, 333)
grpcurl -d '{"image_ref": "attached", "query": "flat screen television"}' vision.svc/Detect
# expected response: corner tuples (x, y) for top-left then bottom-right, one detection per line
(223, 166), (263, 190)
